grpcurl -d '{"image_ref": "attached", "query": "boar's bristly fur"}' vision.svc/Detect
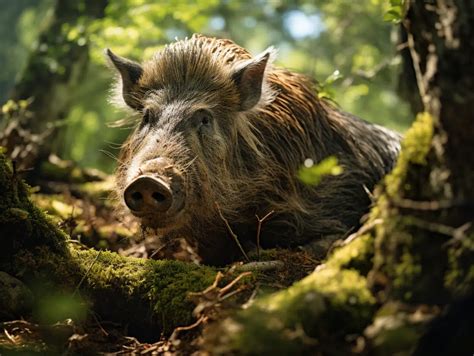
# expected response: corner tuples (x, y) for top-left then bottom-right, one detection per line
(108, 34), (400, 265)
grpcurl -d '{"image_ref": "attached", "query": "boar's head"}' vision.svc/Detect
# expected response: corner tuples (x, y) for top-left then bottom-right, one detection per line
(107, 35), (275, 237)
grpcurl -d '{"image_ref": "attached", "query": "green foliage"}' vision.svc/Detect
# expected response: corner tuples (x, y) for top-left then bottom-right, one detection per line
(317, 69), (343, 100)
(384, 0), (405, 23)
(0, 0), (52, 103)
(298, 156), (343, 186)
(1, 0), (412, 172)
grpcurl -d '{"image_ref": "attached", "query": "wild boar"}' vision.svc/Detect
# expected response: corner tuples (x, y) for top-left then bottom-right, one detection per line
(107, 34), (400, 264)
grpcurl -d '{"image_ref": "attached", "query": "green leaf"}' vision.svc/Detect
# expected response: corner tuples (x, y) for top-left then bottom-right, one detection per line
(384, 0), (405, 23)
(298, 156), (343, 186)
(318, 70), (343, 100)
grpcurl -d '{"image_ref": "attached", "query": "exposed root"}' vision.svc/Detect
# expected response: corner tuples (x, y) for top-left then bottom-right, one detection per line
(169, 316), (207, 341)
(189, 271), (252, 321)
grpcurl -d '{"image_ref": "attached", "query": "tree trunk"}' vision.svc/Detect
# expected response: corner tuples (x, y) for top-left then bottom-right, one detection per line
(407, 0), (474, 211)
(370, 0), (474, 304)
(0, 0), (108, 175)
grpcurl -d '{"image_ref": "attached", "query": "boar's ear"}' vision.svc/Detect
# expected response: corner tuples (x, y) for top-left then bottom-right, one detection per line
(106, 48), (143, 109)
(232, 50), (271, 111)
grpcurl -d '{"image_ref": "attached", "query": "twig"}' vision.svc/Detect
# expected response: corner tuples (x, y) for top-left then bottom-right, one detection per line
(219, 285), (247, 301)
(405, 216), (471, 243)
(405, 28), (438, 113)
(169, 315), (207, 341)
(73, 250), (101, 296)
(406, 30), (428, 108)
(91, 312), (109, 337)
(210, 271), (224, 289)
(192, 271), (224, 297)
(149, 244), (168, 259)
(444, 222), (472, 247)
(255, 210), (274, 260)
(215, 202), (249, 262)
(218, 271), (252, 297)
(235, 260), (285, 273)
(241, 287), (258, 309)
(343, 219), (383, 245)
(3, 328), (17, 344)
(392, 198), (463, 211)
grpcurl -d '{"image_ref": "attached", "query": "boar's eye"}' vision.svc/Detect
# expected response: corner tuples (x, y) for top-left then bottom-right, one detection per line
(192, 109), (213, 132)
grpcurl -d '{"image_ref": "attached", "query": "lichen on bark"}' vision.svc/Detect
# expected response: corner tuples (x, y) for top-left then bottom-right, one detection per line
(370, 109), (474, 304)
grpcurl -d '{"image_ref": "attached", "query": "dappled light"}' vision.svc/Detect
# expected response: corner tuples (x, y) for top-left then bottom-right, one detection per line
(1, 1), (473, 354)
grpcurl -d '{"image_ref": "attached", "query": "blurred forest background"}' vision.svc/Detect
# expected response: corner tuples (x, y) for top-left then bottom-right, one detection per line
(0, 0), (411, 174)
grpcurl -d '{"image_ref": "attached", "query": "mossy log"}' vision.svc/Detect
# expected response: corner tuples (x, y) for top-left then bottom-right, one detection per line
(0, 151), (217, 339)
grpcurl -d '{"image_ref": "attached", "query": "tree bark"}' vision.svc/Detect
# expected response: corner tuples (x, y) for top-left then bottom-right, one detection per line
(406, 0), (474, 210)
(370, 0), (474, 304)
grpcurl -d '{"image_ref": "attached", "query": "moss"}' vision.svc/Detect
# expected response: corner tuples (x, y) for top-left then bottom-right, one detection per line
(0, 152), (68, 260)
(210, 236), (377, 355)
(370, 111), (474, 304)
(367, 112), (454, 303)
(31, 194), (79, 219)
(372, 214), (451, 303)
(0, 151), (220, 338)
(145, 260), (216, 332)
(444, 232), (474, 296)
(365, 314), (425, 356)
(9, 245), (217, 337)
(326, 233), (374, 275)
(385, 111), (434, 198)
(78, 176), (115, 201)
(393, 246), (422, 300)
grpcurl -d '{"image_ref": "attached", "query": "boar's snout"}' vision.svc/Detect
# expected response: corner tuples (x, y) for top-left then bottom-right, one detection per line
(124, 175), (173, 214)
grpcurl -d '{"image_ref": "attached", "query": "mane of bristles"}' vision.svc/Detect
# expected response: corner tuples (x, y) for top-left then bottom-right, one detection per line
(139, 34), (249, 101)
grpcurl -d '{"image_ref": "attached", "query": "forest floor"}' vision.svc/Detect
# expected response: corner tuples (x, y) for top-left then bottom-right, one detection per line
(1, 160), (319, 355)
